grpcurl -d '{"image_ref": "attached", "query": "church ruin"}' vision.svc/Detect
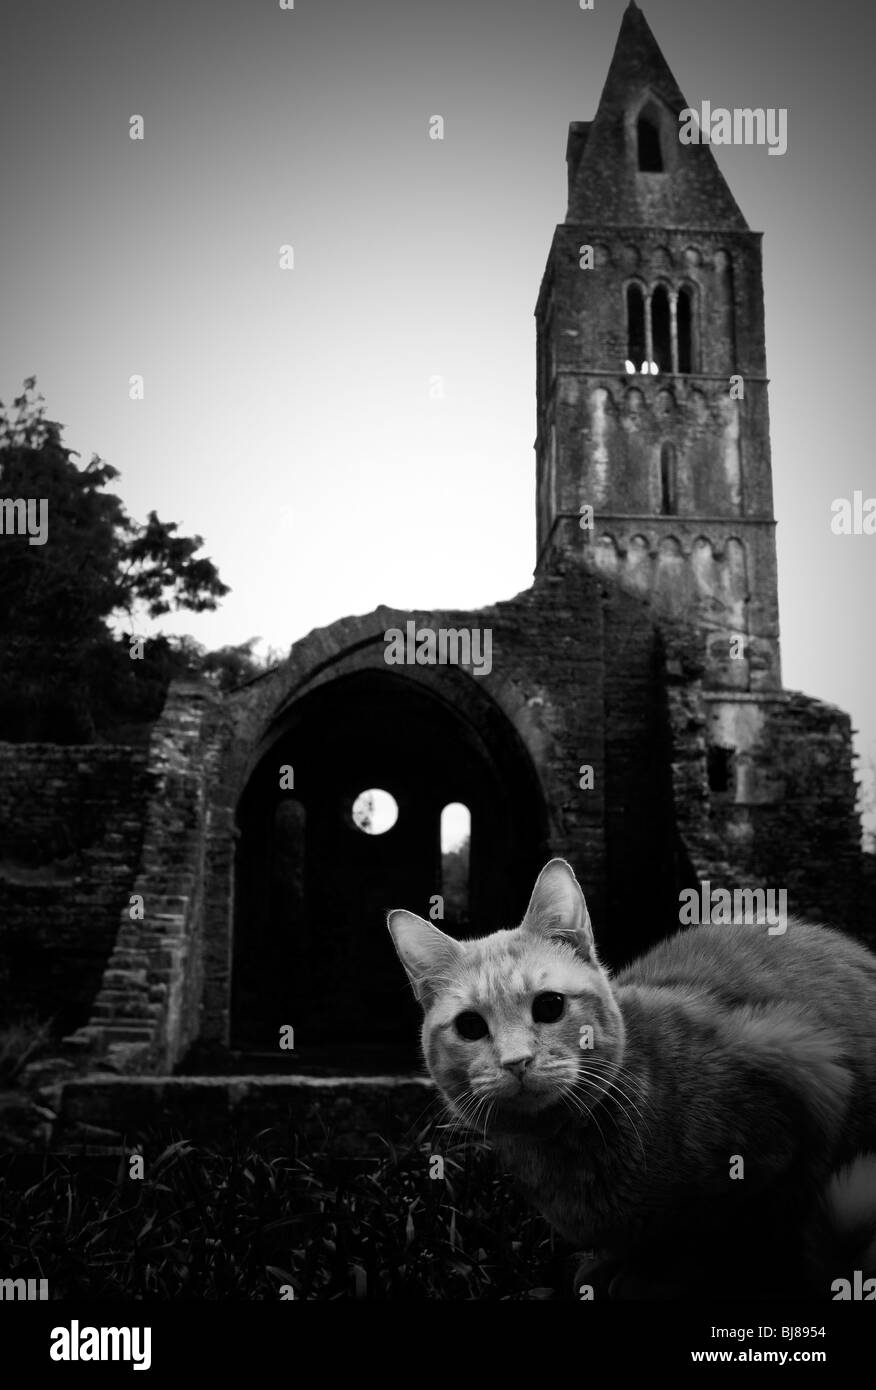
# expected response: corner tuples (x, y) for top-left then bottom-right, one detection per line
(0, 6), (869, 1142)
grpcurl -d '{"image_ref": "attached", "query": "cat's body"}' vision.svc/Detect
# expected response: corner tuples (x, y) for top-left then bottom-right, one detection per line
(493, 919), (876, 1295)
(389, 861), (876, 1298)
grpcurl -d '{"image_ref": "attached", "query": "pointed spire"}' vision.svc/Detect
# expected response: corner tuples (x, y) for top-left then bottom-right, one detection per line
(566, 4), (748, 229)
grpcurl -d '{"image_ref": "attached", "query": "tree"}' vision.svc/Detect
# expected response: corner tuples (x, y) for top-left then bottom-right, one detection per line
(158, 635), (281, 693)
(0, 379), (230, 740)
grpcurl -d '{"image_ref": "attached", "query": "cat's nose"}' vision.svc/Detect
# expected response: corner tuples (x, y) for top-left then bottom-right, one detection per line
(501, 1056), (531, 1078)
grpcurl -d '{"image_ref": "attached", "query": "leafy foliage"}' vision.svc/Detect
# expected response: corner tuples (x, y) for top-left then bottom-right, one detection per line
(0, 380), (230, 739)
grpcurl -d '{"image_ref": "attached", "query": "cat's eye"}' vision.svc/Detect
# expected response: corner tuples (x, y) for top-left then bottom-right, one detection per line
(532, 992), (565, 1023)
(455, 1011), (489, 1041)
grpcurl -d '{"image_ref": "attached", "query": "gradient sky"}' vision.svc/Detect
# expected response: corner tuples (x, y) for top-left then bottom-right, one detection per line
(1, 0), (874, 823)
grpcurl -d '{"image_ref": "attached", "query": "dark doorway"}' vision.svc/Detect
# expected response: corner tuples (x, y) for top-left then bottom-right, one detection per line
(231, 669), (548, 1072)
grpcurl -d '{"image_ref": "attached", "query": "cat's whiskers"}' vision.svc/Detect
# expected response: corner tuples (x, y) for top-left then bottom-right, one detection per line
(469, 1092), (494, 1144)
(562, 1073), (634, 1151)
(437, 1089), (478, 1150)
(443, 1086), (496, 1151)
(578, 1056), (651, 1105)
(575, 1058), (652, 1129)
(565, 1081), (639, 1164)
(569, 1070), (650, 1166)
(558, 1079), (610, 1152)
(578, 1075), (652, 1164)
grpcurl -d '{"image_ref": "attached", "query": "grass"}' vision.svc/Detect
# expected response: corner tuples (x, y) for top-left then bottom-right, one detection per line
(0, 1127), (576, 1300)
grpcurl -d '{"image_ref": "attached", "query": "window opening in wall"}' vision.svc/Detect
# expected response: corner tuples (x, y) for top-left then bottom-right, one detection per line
(651, 284), (672, 374)
(626, 283), (646, 372)
(441, 802), (471, 927)
(707, 746), (734, 795)
(351, 788), (398, 835)
(637, 106), (664, 172)
(660, 443), (677, 515)
(677, 285), (694, 374)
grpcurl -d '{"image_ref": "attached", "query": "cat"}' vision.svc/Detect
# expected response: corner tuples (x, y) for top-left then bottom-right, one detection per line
(388, 858), (876, 1299)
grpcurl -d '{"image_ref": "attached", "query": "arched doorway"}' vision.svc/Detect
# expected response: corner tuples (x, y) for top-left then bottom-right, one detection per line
(231, 668), (548, 1071)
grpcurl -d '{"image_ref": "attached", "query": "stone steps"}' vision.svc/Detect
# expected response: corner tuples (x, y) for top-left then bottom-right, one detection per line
(50, 1074), (437, 1156)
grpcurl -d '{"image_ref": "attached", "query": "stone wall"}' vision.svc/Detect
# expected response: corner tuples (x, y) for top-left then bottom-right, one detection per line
(0, 744), (151, 1032)
(725, 692), (865, 937)
(53, 1074), (435, 1157)
(64, 682), (229, 1074)
(663, 622), (868, 941)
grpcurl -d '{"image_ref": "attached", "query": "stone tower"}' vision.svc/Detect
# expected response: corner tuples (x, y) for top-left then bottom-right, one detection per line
(535, 0), (781, 701)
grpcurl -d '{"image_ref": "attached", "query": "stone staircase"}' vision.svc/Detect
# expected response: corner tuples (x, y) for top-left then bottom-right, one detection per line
(49, 1074), (437, 1157)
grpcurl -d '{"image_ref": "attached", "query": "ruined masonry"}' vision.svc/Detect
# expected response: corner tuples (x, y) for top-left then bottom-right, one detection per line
(0, 3), (870, 1152)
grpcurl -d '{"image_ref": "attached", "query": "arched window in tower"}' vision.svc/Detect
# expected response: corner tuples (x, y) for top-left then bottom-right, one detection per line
(651, 284), (672, 374)
(677, 284), (694, 374)
(626, 283), (646, 371)
(637, 104), (664, 172)
(659, 443), (677, 515)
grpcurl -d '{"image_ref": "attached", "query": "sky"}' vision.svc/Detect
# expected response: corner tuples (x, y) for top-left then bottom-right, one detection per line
(1, 0), (874, 826)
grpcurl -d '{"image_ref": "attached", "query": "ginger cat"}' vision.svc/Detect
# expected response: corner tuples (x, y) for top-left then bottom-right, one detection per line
(388, 859), (876, 1298)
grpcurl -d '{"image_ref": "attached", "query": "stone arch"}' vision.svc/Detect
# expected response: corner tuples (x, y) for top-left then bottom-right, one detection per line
(226, 614), (550, 1063)
(624, 278), (648, 368)
(650, 280), (673, 373)
(618, 243), (641, 272)
(650, 244), (674, 272)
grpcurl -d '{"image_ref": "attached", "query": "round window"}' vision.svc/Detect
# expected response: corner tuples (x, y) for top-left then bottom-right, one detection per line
(351, 788), (398, 835)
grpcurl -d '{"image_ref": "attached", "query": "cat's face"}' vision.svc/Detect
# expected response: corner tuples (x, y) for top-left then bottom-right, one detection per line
(388, 859), (625, 1132)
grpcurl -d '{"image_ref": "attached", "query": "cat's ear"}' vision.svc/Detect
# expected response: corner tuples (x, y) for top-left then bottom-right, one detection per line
(387, 909), (463, 1009)
(521, 859), (596, 962)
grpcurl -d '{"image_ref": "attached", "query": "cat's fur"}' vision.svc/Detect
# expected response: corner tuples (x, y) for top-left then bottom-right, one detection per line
(388, 859), (876, 1298)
